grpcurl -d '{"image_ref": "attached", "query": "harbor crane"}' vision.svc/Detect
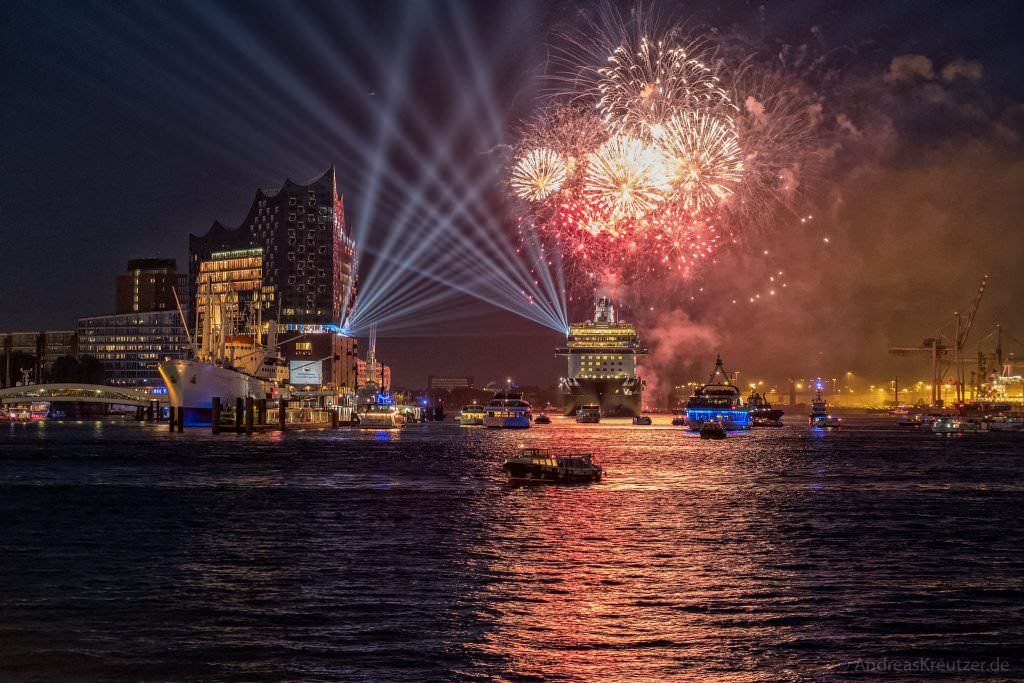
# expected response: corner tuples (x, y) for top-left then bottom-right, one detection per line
(889, 275), (988, 406)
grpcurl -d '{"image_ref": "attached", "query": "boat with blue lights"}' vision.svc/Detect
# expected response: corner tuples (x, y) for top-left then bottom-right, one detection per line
(809, 385), (841, 428)
(357, 392), (406, 429)
(684, 355), (751, 431)
(483, 391), (532, 428)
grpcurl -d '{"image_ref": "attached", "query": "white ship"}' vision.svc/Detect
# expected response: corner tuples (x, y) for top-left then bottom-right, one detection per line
(159, 284), (287, 425)
(557, 297), (646, 417)
(484, 391), (532, 428)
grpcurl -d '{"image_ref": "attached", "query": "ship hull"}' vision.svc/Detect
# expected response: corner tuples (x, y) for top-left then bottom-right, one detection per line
(560, 378), (643, 417)
(158, 359), (275, 425)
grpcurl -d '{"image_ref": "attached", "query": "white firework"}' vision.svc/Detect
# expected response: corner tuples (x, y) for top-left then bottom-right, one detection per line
(657, 111), (744, 211)
(511, 148), (568, 201)
(583, 135), (670, 218)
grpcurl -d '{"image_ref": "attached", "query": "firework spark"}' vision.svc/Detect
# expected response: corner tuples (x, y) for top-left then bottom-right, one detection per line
(511, 148), (568, 201)
(583, 135), (669, 218)
(597, 36), (732, 137)
(658, 111), (744, 211)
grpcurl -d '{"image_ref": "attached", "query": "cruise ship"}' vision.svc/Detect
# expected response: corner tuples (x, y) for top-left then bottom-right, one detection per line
(556, 297), (647, 417)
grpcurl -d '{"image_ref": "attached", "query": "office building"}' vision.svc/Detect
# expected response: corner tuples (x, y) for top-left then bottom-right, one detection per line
(115, 258), (189, 314)
(77, 311), (190, 387)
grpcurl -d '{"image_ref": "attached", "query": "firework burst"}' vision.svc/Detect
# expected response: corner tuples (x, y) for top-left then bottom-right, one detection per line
(583, 135), (669, 218)
(597, 37), (732, 138)
(511, 6), (821, 301)
(511, 148), (568, 202)
(658, 111), (744, 211)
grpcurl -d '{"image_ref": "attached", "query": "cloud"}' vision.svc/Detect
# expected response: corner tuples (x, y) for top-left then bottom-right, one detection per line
(941, 59), (983, 82)
(886, 54), (934, 82)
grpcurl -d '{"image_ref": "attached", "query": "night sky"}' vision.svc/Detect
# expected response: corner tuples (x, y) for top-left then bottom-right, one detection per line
(2, 0), (1022, 391)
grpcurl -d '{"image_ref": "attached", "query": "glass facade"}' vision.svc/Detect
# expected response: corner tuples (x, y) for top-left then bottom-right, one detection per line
(77, 311), (190, 386)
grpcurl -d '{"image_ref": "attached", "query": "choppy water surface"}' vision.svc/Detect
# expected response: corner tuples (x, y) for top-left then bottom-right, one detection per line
(1, 417), (1023, 681)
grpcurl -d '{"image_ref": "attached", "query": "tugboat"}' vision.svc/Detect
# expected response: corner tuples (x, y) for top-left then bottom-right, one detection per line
(747, 391), (784, 427)
(632, 414), (652, 425)
(484, 391), (532, 428)
(534, 413), (552, 425)
(684, 355), (751, 431)
(502, 447), (602, 485)
(700, 421), (727, 439)
(575, 404), (601, 423)
(808, 384), (840, 428)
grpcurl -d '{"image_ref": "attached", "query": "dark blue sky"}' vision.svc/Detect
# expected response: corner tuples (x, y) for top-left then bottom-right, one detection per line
(1, 0), (1021, 387)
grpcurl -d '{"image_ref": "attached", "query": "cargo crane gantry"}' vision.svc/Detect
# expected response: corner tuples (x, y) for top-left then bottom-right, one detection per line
(889, 275), (988, 407)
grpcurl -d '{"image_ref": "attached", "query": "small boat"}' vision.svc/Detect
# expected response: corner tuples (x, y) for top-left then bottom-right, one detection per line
(575, 404), (601, 424)
(457, 403), (486, 426)
(670, 410), (687, 426)
(534, 413), (551, 424)
(502, 447), (602, 485)
(959, 419), (989, 433)
(747, 390), (784, 426)
(700, 421), (727, 439)
(357, 394), (406, 429)
(818, 416), (842, 429)
(808, 387), (841, 428)
(632, 414), (652, 425)
(932, 416), (961, 434)
(484, 392), (532, 429)
(897, 415), (919, 427)
(986, 416), (1023, 432)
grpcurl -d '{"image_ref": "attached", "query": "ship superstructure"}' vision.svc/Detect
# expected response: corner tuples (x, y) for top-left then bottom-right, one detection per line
(556, 297), (647, 417)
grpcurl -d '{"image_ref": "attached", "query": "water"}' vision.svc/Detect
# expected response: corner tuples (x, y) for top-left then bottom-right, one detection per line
(1, 417), (1023, 681)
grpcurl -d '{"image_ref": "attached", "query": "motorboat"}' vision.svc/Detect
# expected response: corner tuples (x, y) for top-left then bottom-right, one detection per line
(932, 416), (961, 435)
(808, 386), (841, 428)
(534, 413), (552, 424)
(483, 392), (532, 429)
(670, 409), (687, 426)
(502, 447), (602, 485)
(809, 388), (828, 424)
(959, 419), (989, 434)
(632, 414), (652, 425)
(575, 404), (601, 424)
(986, 415), (1023, 432)
(700, 421), (727, 439)
(457, 403), (486, 426)
(747, 391), (784, 426)
(684, 355), (751, 431)
(357, 394), (406, 429)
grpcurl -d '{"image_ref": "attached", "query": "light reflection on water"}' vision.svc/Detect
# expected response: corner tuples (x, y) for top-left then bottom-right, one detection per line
(0, 416), (1022, 681)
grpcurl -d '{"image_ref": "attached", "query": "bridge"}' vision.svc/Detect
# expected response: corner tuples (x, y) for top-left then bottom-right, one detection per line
(0, 383), (159, 407)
